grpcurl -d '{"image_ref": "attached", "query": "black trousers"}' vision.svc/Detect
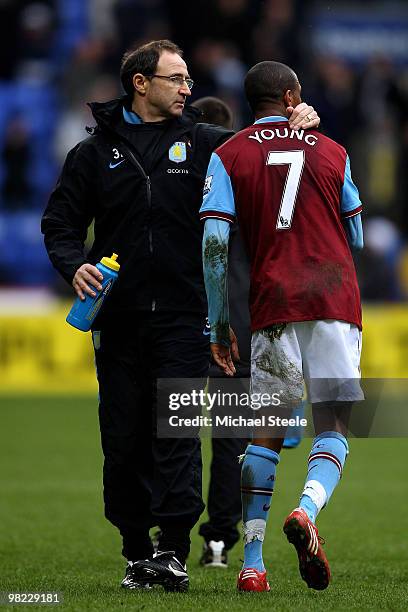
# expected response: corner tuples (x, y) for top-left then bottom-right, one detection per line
(199, 436), (248, 550)
(93, 311), (209, 562)
(198, 374), (248, 550)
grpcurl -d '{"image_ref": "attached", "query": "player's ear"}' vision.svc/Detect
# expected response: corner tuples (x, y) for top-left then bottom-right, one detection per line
(133, 73), (147, 95)
(283, 89), (292, 107)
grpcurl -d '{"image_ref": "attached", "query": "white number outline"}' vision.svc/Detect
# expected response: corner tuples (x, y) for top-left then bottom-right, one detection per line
(266, 150), (305, 230)
(112, 148), (123, 160)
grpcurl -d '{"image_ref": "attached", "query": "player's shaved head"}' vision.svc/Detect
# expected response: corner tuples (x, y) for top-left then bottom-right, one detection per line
(244, 61), (300, 114)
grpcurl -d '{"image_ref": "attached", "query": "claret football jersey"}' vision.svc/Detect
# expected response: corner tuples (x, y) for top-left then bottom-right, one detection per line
(199, 116), (362, 331)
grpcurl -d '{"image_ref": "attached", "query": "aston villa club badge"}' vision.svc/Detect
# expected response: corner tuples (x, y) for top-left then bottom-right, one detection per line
(169, 141), (187, 163)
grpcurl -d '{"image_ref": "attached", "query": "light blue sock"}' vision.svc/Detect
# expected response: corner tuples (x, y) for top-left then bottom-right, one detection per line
(241, 444), (280, 571)
(283, 401), (305, 449)
(299, 431), (349, 523)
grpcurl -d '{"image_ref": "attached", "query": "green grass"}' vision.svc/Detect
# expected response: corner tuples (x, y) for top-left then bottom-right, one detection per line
(0, 396), (407, 611)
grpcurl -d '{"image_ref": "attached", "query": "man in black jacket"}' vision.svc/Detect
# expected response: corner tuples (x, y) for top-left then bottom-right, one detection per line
(41, 39), (319, 592)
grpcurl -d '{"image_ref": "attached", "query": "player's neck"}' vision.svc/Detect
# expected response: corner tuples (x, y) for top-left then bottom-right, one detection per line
(131, 97), (168, 123)
(255, 106), (289, 121)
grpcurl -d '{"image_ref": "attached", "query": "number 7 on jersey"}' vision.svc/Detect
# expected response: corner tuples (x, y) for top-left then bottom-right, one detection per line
(266, 150), (305, 230)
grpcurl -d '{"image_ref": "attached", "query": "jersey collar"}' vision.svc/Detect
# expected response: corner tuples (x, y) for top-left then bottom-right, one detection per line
(254, 116), (288, 124)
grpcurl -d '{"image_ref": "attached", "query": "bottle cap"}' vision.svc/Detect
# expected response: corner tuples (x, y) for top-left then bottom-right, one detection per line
(100, 252), (120, 271)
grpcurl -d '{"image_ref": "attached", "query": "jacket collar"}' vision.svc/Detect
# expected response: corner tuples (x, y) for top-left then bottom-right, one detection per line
(87, 96), (201, 131)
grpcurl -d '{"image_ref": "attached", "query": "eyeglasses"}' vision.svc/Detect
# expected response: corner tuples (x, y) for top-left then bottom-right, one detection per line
(147, 74), (194, 90)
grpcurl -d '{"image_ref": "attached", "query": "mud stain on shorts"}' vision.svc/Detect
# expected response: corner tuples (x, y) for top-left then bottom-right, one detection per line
(252, 329), (303, 403)
(259, 324), (287, 343)
(256, 348), (301, 386)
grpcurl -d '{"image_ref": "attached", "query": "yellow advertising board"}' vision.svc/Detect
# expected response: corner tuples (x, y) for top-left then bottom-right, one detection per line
(0, 303), (97, 394)
(360, 305), (408, 377)
(0, 303), (407, 394)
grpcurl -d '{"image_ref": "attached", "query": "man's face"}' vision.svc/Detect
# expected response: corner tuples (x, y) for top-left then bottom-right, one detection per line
(144, 51), (192, 119)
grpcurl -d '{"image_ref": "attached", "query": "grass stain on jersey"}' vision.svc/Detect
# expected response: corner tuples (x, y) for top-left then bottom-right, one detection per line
(212, 320), (230, 343)
(300, 262), (344, 296)
(203, 233), (230, 345)
(203, 235), (228, 268)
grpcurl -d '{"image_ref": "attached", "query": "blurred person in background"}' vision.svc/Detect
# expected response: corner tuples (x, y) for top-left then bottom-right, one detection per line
(306, 56), (359, 150)
(193, 96), (247, 568)
(41, 38), (319, 592)
(169, 0), (260, 68)
(192, 96), (234, 131)
(0, 0), (56, 82)
(1, 116), (31, 210)
(250, 0), (301, 68)
(355, 217), (403, 301)
(191, 96), (304, 569)
(54, 74), (120, 162)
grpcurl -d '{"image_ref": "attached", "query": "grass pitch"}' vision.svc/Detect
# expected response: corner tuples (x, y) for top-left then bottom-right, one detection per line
(0, 396), (407, 611)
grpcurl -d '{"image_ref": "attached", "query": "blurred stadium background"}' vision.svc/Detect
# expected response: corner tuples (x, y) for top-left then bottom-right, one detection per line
(0, 2), (407, 609)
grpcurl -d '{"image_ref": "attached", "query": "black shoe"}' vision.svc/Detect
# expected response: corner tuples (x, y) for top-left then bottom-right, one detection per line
(121, 561), (152, 590)
(130, 551), (189, 592)
(199, 540), (228, 568)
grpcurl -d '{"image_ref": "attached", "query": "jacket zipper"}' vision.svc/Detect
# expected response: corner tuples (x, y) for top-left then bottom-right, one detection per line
(116, 143), (156, 311)
(146, 176), (152, 254)
(146, 176), (155, 311)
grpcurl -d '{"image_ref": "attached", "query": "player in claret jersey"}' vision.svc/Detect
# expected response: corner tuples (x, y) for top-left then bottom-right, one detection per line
(200, 61), (364, 592)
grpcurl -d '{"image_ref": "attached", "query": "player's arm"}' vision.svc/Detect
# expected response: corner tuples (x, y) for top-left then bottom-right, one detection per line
(341, 155), (364, 251)
(200, 152), (237, 376)
(202, 218), (236, 375)
(343, 214), (363, 251)
(203, 218), (230, 347)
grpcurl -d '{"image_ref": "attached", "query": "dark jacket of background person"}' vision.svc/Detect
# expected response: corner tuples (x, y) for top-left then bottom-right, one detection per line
(41, 97), (233, 318)
(209, 224), (251, 377)
(191, 97), (251, 377)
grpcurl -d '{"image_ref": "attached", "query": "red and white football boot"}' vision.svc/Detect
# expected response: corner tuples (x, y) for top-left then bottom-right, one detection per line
(283, 507), (331, 590)
(237, 567), (270, 592)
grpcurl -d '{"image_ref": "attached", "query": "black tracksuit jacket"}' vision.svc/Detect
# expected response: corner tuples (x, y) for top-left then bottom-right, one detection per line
(41, 97), (232, 320)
